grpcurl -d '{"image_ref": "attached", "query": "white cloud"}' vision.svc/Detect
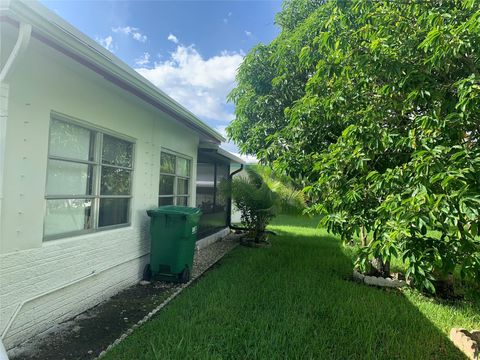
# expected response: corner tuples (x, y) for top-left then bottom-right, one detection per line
(112, 26), (132, 35)
(245, 30), (252, 37)
(112, 26), (147, 42)
(95, 35), (115, 52)
(223, 11), (233, 24)
(167, 34), (179, 44)
(136, 43), (243, 122)
(132, 32), (147, 42)
(135, 52), (150, 66)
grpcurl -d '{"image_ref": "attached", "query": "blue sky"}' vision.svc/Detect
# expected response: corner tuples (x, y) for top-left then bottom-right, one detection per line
(40, 0), (283, 159)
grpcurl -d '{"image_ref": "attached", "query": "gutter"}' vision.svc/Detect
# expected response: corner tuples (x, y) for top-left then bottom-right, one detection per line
(0, 0), (224, 143)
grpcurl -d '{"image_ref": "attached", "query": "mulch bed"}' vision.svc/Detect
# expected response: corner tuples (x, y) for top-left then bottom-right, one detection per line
(10, 234), (239, 360)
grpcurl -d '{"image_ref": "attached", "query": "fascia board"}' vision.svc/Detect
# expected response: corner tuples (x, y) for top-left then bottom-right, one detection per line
(2, 0), (225, 143)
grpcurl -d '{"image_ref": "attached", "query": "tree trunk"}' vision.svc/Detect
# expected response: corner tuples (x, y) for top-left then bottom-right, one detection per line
(360, 226), (367, 247)
(370, 257), (390, 277)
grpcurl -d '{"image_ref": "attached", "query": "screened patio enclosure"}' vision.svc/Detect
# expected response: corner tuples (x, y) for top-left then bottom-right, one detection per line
(195, 149), (231, 238)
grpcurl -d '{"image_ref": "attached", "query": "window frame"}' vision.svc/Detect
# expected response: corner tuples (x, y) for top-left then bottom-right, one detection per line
(43, 112), (135, 241)
(158, 149), (192, 207)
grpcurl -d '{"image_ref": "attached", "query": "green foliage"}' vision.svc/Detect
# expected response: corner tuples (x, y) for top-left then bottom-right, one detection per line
(103, 216), (479, 360)
(230, 167), (277, 242)
(228, 0), (480, 292)
(253, 166), (307, 214)
(224, 166), (306, 242)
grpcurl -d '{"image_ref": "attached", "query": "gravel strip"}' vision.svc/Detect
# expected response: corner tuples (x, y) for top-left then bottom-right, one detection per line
(192, 232), (242, 277)
(10, 232), (241, 360)
(95, 232), (241, 358)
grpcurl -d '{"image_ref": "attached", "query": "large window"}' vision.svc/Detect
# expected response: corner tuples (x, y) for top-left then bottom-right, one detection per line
(159, 151), (191, 206)
(44, 118), (134, 239)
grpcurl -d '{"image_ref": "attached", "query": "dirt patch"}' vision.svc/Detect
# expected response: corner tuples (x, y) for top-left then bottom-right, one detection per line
(12, 281), (176, 360)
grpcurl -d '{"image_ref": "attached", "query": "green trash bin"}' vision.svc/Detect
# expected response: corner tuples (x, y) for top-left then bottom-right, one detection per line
(144, 205), (202, 283)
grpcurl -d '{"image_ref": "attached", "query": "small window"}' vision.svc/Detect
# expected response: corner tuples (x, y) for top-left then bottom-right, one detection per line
(44, 117), (134, 239)
(159, 151), (191, 206)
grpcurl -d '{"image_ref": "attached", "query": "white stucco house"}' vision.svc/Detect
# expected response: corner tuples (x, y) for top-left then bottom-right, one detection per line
(0, 0), (243, 353)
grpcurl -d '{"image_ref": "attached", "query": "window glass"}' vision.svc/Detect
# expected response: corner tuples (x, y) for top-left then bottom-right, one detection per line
(159, 152), (190, 207)
(45, 118), (134, 239)
(100, 167), (131, 195)
(159, 175), (174, 195)
(176, 157), (190, 177)
(159, 197), (174, 206)
(44, 199), (92, 236)
(98, 198), (129, 227)
(160, 153), (175, 174)
(49, 119), (94, 161)
(46, 160), (93, 196)
(102, 135), (133, 168)
(177, 178), (189, 195)
(176, 196), (188, 206)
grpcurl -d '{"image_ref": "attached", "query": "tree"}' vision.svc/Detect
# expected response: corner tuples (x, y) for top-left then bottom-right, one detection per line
(228, 0), (480, 292)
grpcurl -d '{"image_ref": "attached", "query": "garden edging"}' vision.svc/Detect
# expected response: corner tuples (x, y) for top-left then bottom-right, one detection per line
(353, 270), (407, 288)
(450, 328), (480, 360)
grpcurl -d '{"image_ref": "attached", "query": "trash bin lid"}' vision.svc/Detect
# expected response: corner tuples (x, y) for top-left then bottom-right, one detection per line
(147, 205), (202, 218)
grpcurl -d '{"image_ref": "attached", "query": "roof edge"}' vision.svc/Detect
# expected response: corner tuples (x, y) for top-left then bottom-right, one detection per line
(1, 0), (225, 143)
(217, 148), (245, 164)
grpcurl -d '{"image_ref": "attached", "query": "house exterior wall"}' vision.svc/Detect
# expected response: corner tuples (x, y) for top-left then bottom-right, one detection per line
(0, 26), (200, 349)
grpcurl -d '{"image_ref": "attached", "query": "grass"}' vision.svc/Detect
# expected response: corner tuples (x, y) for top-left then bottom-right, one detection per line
(103, 215), (480, 360)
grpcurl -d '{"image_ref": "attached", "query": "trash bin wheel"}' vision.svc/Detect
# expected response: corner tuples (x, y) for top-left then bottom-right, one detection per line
(180, 267), (190, 283)
(143, 264), (152, 281)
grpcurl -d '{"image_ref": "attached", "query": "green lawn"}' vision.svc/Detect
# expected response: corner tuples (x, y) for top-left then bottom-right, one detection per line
(104, 215), (480, 360)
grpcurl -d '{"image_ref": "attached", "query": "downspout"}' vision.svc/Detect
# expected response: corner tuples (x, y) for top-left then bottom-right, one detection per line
(0, 21), (32, 360)
(0, 20), (32, 229)
(0, 22), (32, 82)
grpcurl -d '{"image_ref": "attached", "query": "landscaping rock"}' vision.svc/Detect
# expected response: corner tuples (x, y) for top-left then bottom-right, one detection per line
(139, 280), (151, 286)
(353, 270), (365, 282)
(354, 271), (407, 288)
(450, 328), (479, 360)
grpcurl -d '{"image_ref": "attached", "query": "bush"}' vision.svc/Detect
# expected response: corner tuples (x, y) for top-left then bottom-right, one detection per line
(226, 166), (306, 243)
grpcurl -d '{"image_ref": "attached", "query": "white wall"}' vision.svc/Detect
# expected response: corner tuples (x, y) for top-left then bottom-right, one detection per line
(0, 24), (200, 349)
